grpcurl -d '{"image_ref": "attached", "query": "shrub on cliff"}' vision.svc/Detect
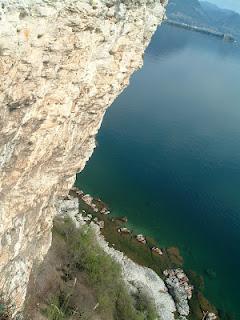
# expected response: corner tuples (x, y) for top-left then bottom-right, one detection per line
(45, 297), (66, 320)
(0, 297), (12, 320)
(51, 216), (158, 320)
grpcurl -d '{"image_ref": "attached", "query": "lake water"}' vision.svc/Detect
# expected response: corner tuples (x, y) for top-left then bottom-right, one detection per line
(76, 24), (240, 318)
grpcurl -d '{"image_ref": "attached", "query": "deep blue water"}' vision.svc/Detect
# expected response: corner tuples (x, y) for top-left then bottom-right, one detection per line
(76, 24), (240, 318)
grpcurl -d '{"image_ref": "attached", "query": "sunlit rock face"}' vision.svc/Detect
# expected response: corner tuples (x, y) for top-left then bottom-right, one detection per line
(0, 0), (167, 312)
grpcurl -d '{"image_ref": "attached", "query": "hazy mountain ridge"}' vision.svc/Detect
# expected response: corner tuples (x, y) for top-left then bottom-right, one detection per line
(167, 0), (240, 40)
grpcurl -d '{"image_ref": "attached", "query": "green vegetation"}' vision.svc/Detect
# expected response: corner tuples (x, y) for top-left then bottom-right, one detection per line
(0, 296), (12, 320)
(45, 216), (158, 320)
(76, 196), (183, 276)
(44, 293), (75, 320)
(74, 195), (218, 319)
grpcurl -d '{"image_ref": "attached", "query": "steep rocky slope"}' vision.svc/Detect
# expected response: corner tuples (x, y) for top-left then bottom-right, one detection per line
(167, 0), (240, 40)
(0, 0), (167, 314)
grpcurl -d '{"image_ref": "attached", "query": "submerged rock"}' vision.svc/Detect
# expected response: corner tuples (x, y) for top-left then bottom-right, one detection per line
(136, 234), (147, 244)
(205, 312), (217, 320)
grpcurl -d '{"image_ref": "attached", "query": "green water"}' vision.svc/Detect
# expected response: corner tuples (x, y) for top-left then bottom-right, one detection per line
(76, 24), (240, 318)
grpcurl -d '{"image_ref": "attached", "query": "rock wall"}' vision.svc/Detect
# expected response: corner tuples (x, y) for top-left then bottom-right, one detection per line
(0, 0), (167, 312)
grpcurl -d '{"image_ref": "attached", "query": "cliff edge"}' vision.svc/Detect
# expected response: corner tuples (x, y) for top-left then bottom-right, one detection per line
(0, 0), (167, 313)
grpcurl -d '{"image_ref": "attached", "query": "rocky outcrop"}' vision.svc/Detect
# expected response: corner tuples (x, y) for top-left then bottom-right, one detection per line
(164, 269), (193, 318)
(96, 229), (177, 320)
(56, 195), (177, 320)
(0, 0), (167, 313)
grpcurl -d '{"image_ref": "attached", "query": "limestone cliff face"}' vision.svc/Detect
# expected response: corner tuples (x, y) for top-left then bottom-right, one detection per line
(0, 0), (167, 312)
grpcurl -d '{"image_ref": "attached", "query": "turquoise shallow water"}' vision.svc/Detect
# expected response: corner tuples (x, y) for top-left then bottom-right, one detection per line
(76, 24), (240, 318)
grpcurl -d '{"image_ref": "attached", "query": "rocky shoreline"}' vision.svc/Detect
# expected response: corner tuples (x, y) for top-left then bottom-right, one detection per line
(55, 189), (218, 320)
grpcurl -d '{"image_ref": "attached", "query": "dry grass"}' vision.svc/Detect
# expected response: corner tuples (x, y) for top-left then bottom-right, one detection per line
(24, 216), (157, 320)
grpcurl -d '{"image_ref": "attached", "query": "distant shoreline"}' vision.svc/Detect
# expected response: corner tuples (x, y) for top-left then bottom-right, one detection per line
(164, 19), (235, 42)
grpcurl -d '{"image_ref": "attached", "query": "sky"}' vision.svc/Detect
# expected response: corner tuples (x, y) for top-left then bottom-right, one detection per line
(204, 0), (240, 13)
